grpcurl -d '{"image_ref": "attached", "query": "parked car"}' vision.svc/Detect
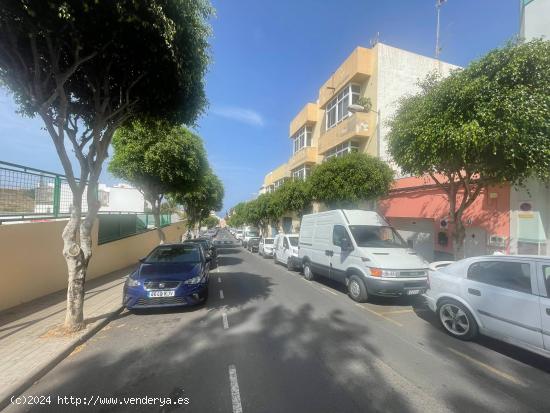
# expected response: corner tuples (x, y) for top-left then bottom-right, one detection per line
(184, 238), (217, 268)
(247, 237), (261, 252)
(274, 233), (300, 270)
(235, 230), (243, 241)
(298, 209), (429, 302)
(242, 227), (260, 248)
(123, 243), (210, 310)
(424, 255), (550, 358)
(259, 237), (275, 258)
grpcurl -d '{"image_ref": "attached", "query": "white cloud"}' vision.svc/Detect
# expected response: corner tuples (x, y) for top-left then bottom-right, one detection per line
(210, 106), (264, 127)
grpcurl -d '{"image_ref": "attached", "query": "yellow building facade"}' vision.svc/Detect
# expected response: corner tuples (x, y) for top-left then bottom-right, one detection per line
(260, 42), (459, 196)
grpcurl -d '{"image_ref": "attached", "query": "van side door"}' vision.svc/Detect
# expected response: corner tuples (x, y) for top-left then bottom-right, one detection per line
(282, 236), (290, 264)
(331, 225), (353, 283)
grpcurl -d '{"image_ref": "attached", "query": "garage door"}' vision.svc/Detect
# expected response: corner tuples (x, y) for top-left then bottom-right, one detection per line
(389, 218), (434, 262)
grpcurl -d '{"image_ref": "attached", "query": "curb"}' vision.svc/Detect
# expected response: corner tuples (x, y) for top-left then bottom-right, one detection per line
(0, 305), (124, 412)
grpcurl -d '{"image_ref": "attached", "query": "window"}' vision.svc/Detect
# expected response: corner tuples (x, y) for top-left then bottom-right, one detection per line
(332, 225), (351, 247)
(324, 140), (360, 160)
(325, 83), (361, 130)
(145, 245), (201, 263)
(283, 238), (289, 249)
(349, 225), (408, 248)
(291, 126), (312, 154)
(288, 237), (299, 247)
(291, 165), (311, 181)
(467, 261), (532, 294)
(98, 190), (109, 207)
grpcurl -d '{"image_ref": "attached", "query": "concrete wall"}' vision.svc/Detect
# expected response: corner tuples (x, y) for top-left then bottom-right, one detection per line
(375, 43), (461, 165)
(522, 0), (550, 40)
(0, 219), (185, 311)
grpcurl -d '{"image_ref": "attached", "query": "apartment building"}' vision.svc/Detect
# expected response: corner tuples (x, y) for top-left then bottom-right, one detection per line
(259, 42), (459, 195)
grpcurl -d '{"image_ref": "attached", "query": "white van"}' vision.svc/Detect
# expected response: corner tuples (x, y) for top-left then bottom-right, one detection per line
(274, 233), (300, 270)
(298, 210), (429, 302)
(242, 226), (260, 248)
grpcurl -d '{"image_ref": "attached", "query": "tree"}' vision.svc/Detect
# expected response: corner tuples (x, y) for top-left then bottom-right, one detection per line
(272, 179), (312, 219)
(174, 169), (224, 232)
(109, 119), (208, 243)
(0, 1), (212, 331)
(204, 215), (220, 229)
(388, 39), (550, 258)
(308, 153), (394, 209)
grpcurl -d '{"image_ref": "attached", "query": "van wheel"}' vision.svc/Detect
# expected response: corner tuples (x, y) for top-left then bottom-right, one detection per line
(348, 275), (368, 302)
(437, 299), (478, 341)
(303, 262), (315, 281)
(287, 260), (294, 271)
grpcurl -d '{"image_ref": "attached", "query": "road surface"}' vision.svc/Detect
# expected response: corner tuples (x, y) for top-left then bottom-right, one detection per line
(7, 230), (550, 413)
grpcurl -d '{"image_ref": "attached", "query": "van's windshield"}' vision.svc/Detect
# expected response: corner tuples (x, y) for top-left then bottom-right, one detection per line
(349, 225), (408, 248)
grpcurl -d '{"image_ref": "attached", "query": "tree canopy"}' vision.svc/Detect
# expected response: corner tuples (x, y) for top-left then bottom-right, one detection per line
(109, 119), (208, 242)
(173, 169), (224, 229)
(0, 0), (213, 330)
(388, 39), (550, 257)
(271, 179), (312, 218)
(308, 153), (394, 209)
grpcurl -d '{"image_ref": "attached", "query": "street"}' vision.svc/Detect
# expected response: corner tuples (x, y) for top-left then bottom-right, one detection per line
(8, 230), (550, 413)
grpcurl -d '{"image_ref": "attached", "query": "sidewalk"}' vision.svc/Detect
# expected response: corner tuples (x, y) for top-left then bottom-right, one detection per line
(0, 266), (132, 410)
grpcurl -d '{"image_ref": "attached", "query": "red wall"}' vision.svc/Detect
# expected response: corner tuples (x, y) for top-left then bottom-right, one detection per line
(379, 177), (510, 254)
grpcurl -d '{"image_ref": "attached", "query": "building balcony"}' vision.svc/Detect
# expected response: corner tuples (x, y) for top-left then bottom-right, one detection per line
(263, 162), (290, 187)
(318, 47), (374, 108)
(289, 103), (319, 137)
(288, 147), (319, 171)
(318, 111), (375, 155)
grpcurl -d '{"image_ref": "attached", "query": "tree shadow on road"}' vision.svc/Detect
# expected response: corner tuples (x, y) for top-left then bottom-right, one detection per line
(13, 302), (422, 413)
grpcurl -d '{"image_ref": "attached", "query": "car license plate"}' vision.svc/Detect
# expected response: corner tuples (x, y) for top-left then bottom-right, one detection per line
(406, 289), (421, 295)
(148, 290), (175, 298)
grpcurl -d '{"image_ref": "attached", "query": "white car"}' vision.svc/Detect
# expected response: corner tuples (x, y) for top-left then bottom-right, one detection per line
(259, 237), (275, 258)
(274, 233), (300, 270)
(425, 255), (550, 358)
(235, 230), (243, 241)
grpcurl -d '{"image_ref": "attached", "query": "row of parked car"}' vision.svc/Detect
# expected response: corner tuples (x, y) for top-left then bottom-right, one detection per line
(233, 209), (550, 359)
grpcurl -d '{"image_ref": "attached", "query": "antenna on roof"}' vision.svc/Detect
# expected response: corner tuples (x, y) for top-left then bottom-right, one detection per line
(370, 32), (380, 48)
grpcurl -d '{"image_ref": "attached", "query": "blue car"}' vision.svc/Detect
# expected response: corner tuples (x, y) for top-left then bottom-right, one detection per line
(123, 243), (210, 310)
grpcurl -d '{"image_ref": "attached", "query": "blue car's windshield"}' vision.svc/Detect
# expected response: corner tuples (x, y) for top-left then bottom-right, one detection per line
(145, 245), (201, 263)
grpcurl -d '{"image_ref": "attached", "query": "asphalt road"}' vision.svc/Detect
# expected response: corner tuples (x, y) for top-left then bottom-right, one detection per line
(7, 229), (550, 413)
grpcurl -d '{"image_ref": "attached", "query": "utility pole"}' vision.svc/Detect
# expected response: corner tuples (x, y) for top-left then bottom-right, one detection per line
(435, 0), (447, 71)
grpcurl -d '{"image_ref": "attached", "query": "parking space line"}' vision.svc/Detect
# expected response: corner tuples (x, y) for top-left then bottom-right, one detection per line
(355, 303), (403, 327)
(228, 365), (243, 413)
(220, 290), (224, 299)
(222, 312), (229, 329)
(447, 348), (523, 386)
(321, 287), (338, 296)
(380, 309), (414, 315)
(218, 277), (222, 283)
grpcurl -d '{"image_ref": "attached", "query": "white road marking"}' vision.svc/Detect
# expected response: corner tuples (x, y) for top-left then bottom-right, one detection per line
(321, 287), (338, 296)
(218, 277), (222, 283)
(220, 290), (224, 299)
(228, 364), (243, 413)
(222, 312), (229, 329)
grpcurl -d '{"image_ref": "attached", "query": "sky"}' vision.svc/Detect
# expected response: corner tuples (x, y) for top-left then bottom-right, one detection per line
(0, 0), (520, 214)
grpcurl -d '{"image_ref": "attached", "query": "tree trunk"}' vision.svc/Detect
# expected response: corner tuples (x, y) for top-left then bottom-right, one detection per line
(452, 214), (466, 260)
(63, 199), (86, 331)
(153, 201), (166, 244)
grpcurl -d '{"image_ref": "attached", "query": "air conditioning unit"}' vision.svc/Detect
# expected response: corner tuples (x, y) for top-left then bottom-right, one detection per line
(489, 235), (507, 248)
